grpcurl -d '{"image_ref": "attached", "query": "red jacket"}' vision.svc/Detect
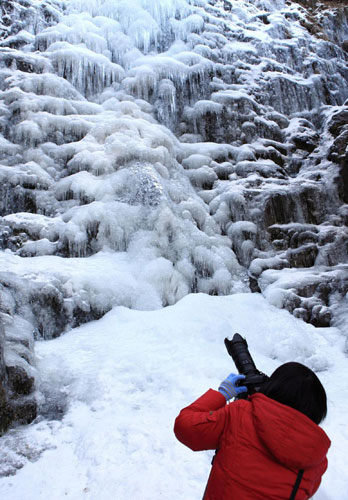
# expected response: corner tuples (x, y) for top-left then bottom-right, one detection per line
(174, 390), (330, 500)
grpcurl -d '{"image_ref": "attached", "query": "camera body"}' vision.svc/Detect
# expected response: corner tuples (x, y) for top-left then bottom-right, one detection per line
(224, 333), (269, 397)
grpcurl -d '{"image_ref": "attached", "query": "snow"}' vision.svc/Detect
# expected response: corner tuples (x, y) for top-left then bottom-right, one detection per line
(0, 292), (347, 499)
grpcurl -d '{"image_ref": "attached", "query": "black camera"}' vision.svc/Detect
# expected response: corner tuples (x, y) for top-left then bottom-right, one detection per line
(224, 333), (269, 397)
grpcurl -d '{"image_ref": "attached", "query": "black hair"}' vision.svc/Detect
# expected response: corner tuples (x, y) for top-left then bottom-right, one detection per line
(259, 362), (327, 425)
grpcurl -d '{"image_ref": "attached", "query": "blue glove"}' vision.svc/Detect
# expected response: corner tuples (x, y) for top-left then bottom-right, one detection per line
(218, 373), (247, 401)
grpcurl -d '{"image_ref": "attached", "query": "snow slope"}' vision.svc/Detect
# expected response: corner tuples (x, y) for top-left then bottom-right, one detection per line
(0, 293), (347, 499)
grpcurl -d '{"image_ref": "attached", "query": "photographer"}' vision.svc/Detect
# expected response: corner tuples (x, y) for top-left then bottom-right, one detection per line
(174, 362), (330, 500)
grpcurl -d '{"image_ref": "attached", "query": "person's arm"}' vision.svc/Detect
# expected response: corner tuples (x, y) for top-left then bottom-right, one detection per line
(174, 389), (228, 451)
(174, 374), (247, 451)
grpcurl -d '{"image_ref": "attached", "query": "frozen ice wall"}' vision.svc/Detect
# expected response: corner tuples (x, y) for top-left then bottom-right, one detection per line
(0, 0), (347, 429)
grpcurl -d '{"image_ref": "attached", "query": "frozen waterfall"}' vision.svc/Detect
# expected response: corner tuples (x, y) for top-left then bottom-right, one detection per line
(0, 0), (347, 485)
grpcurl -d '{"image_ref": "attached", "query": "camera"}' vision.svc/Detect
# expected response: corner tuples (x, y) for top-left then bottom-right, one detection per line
(224, 333), (269, 397)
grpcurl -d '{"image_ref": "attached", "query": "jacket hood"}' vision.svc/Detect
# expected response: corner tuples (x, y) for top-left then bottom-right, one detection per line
(251, 393), (331, 469)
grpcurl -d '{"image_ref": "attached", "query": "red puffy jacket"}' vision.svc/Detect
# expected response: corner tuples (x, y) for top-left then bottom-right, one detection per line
(174, 390), (330, 500)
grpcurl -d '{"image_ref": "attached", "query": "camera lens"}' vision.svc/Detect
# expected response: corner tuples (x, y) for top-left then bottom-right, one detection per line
(225, 334), (258, 376)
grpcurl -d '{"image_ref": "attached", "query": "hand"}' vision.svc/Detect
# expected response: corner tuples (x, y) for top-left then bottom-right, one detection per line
(218, 373), (247, 401)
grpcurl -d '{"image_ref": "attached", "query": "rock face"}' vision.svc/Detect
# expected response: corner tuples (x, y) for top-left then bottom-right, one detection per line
(0, 319), (36, 434)
(0, 0), (347, 430)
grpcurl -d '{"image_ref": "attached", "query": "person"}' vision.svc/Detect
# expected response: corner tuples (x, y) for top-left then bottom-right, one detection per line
(174, 362), (330, 500)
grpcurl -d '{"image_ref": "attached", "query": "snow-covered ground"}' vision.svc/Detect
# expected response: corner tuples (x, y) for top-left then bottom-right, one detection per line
(0, 292), (347, 499)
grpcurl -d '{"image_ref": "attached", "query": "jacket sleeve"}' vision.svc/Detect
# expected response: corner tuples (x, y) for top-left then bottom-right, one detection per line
(174, 389), (229, 451)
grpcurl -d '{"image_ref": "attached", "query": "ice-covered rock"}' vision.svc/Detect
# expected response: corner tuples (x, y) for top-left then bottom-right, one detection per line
(0, 0), (347, 431)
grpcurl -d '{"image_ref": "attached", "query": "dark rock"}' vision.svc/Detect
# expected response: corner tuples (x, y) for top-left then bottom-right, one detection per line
(72, 306), (106, 329)
(0, 184), (37, 217)
(292, 230), (318, 247)
(283, 293), (302, 313)
(264, 193), (297, 227)
(310, 304), (332, 327)
(329, 123), (348, 202)
(272, 238), (287, 250)
(316, 282), (330, 305)
(329, 127), (348, 159)
(264, 186), (325, 228)
(293, 307), (309, 322)
(6, 365), (35, 395)
(298, 187), (326, 225)
(12, 398), (37, 425)
(29, 285), (68, 339)
(249, 276), (261, 293)
(0, 396), (14, 435)
(0, 317), (37, 434)
(296, 282), (319, 298)
(328, 109), (348, 136)
(287, 244), (318, 268)
(257, 146), (286, 167)
(292, 132), (319, 153)
(319, 230), (337, 245)
(223, 0), (232, 12)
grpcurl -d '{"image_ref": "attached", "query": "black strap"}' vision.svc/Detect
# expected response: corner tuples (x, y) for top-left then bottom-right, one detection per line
(289, 469), (304, 500)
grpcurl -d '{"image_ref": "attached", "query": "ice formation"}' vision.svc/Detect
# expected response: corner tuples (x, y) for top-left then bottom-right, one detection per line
(0, 0), (347, 435)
